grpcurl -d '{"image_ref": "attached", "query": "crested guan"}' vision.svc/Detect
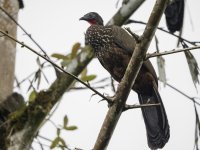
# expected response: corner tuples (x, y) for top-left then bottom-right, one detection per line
(80, 12), (170, 149)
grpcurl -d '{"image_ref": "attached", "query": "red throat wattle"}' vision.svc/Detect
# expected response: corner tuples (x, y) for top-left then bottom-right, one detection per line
(88, 19), (97, 25)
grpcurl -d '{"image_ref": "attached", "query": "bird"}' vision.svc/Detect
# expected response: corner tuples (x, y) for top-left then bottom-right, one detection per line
(80, 12), (170, 149)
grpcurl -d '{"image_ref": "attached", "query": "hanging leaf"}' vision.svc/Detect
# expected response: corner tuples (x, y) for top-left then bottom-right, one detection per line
(34, 70), (41, 89)
(157, 56), (167, 86)
(155, 36), (167, 86)
(36, 57), (41, 67)
(71, 42), (81, 59)
(57, 128), (61, 136)
(184, 51), (200, 88)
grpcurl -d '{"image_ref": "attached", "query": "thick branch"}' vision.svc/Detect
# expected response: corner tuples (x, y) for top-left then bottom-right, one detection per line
(93, 0), (168, 149)
(106, 0), (145, 26)
(0, 0), (19, 102)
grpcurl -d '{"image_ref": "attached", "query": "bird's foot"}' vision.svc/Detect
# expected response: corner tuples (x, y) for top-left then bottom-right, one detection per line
(99, 95), (114, 107)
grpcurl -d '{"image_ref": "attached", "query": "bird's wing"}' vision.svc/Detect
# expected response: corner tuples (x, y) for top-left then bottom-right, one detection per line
(111, 25), (136, 54)
(111, 25), (158, 84)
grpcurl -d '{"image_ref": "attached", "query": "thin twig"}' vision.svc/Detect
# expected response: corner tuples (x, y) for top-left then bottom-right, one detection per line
(146, 45), (200, 59)
(125, 19), (200, 46)
(38, 135), (52, 142)
(165, 82), (200, 106)
(35, 138), (44, 150)
(124, 103), (160, 111)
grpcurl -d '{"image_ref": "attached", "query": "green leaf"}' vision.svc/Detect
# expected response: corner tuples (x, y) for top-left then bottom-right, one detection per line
(81, 75), (97, 82)
(50, 137), (60, 149)
(63, 115), (68, 128)
(58, 137), (67, 148)
(64, 125), (78, 131)
(71, 42), (81, 59)
(61, 59), (71, 67)
(29, 90), (37, 102)
(81, 68), (87, 78)
(51, 53), (68, 60)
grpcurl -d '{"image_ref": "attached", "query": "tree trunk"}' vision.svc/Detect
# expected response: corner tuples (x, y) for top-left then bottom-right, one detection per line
(0, 0), (19, 102)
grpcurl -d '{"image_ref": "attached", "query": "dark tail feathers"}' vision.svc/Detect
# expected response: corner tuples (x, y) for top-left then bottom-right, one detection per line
(138, 87), (170, 149)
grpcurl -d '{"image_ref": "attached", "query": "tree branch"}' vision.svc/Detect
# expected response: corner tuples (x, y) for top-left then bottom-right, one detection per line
(146, 45), (200, 59)
(93, 0), (168, 149)
(124, 103), (160, 111)
(106, 0), (145, 26)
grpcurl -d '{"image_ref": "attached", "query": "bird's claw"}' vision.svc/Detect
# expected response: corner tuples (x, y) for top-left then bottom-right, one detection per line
(99, 96), (114, 107)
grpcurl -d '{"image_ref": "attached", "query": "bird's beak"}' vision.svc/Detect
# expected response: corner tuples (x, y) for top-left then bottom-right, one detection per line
(79, 16), (86, 21)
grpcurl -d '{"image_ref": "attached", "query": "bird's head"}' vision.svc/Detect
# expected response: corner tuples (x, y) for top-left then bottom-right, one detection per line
(79, 12), (104, 25)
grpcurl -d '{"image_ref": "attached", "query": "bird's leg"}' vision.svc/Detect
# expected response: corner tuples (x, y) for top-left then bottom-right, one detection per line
(99, 94), (114, 107)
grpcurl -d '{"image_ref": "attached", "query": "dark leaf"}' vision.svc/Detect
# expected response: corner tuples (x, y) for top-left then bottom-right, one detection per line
(184, 51), (200, 89)
(34, 70), (41, 89)
(57, 128), (61, 136)
(36, 57), (41, 67)
(164, 0), (184, 33)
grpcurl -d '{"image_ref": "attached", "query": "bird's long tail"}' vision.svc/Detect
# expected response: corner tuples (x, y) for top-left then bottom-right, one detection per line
(138, 85), (170, 149)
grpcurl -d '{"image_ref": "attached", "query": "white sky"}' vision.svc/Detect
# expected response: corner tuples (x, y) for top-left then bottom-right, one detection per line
(15, 0), (200, 149)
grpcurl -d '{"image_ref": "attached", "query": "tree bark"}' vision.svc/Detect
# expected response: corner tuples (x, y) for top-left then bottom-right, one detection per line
(0, 0), (19, 102)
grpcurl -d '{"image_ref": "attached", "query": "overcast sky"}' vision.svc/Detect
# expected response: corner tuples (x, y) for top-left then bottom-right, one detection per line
(15, 0), (200, 149)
